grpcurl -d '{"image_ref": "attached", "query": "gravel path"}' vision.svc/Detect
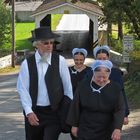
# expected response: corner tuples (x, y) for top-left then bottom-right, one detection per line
(122, 108), (140, 140)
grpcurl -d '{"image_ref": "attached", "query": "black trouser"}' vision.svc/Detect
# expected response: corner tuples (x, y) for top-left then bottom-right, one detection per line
(24, 106), (61, 140)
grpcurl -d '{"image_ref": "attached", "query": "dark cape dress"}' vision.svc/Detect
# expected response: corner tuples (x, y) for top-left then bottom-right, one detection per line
(69, 66), (92, 93)
(67, 78), (125, 140)
(87, 67), (129, 117)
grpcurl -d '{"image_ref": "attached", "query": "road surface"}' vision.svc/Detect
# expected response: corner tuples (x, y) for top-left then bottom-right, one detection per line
(0, 58), (140, 140)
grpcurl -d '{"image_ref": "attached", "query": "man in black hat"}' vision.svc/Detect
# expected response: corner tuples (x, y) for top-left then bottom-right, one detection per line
(17, 26), (73, 140)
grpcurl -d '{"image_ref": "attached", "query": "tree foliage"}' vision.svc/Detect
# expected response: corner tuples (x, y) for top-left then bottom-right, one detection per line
(79, 0), (140, 39)
(97, 0), (140, 39)
(0, 0), (11, 51)
(122, 0), (140, 39)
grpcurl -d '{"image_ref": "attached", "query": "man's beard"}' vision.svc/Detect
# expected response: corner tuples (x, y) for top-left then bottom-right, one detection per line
(40, 52), (50, 63)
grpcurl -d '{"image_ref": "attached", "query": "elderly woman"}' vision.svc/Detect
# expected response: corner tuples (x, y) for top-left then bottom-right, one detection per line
(69, 48), (92, 94)
(93, 45), (129, 125)
(67, 60), (125, 140)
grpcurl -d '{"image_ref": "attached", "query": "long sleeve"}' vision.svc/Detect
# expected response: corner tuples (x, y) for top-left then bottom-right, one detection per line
(122, 88), (130, 116)
(110, 67), (129, 117)
(17, 60), (33, 115)
(59, 55), (73, 100)
(66, 88), (80, 127)
(113, 91), (125, 129)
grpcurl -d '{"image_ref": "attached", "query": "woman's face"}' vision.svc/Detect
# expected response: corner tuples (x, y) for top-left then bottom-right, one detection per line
(37, 39), (54, 55)
(93, 67), (110, 86)
(74, 54), (85, 69)
(96, 53), (109, 60)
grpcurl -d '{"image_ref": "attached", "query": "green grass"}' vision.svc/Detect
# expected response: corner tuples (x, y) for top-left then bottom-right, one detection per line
(134, 40), (140, 50)
(16, 22), (35, 51)
(16, 22), (35, 40)
(51, 14), (63, 30)
(15, 15), (62, 50)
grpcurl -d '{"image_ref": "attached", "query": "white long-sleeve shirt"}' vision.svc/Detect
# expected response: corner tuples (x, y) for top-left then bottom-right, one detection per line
(17, 51), (73, 115)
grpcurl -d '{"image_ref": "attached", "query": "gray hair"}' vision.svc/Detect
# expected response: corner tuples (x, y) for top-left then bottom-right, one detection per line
(32, 40), (42, 47)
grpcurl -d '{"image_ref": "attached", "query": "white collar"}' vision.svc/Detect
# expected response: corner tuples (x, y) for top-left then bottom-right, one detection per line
(90, 79), (110, 94)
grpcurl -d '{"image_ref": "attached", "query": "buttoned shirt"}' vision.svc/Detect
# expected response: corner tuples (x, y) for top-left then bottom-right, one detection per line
(17, 51), (73, 115)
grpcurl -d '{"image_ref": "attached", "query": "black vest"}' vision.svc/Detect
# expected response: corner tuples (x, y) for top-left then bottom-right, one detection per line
(27, 53), (64, 110)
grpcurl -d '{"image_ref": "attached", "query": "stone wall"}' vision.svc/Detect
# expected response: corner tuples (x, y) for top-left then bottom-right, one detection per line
(0, 50), (123, 69)
(0, 55), (11, 69)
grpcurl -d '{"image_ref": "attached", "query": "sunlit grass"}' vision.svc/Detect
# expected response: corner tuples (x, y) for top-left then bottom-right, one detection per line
(16, 22), (35, 50)
(16, 22), (35, 40)
(0, 65), (20, 74)
(15, 15), (62, 50)
(51, 14), (63, 30)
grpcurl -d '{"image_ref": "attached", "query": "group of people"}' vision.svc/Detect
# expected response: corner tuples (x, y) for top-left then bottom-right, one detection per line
(17, 27), (129, 140)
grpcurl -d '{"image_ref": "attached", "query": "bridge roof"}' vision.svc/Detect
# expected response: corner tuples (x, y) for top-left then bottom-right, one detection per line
(31, 0), (103, 17)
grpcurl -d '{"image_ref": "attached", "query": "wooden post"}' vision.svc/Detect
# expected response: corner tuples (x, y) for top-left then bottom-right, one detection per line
(126, 63), (130, 73)
(11, 0), (15, 68)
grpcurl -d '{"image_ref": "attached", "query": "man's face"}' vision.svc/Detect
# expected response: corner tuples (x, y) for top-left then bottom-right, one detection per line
(37, 39), (54, 55)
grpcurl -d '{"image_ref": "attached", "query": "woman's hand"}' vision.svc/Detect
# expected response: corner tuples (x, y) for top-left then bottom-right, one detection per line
(111, 129), (121, 140)
(27, 112), (39, 126)
(71, 126), (78, 137)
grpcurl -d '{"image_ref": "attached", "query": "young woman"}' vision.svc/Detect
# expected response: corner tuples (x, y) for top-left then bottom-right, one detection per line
(69, 48), (92, 94)
(69, 48), (91, 140)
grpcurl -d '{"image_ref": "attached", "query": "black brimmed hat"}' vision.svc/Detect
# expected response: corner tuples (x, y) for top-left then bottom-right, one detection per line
(30, 26), (60, 41)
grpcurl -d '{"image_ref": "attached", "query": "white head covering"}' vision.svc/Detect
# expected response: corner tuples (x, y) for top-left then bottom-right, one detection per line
(93, 45), (110, 58)
(72, 48), (88, 58)
(91, 60), (113, 72)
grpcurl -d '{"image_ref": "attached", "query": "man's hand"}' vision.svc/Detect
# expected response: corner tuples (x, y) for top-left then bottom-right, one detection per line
(27, 112), (39, 126)
(123, 117), (129, 125)
(71, 126), (78, 137)
(111, 129), (121, 140)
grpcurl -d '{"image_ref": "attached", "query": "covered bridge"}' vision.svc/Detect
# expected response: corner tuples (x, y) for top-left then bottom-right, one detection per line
(31, 0), (104, 53)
